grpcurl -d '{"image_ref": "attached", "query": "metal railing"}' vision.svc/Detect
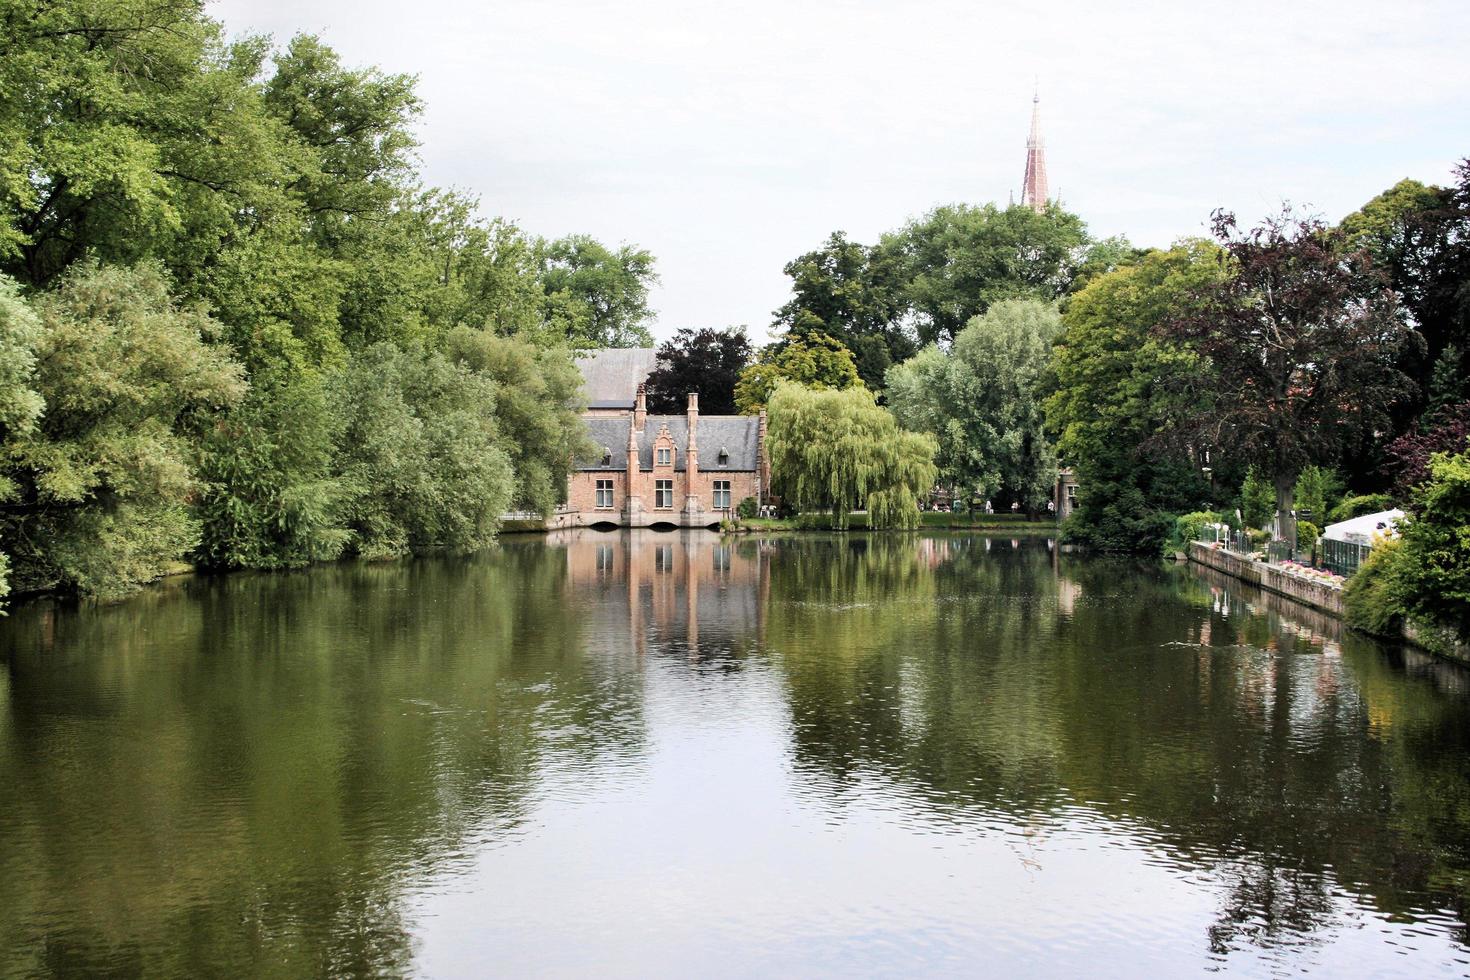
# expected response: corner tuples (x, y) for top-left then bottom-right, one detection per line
(1320, 538), (1371, 577)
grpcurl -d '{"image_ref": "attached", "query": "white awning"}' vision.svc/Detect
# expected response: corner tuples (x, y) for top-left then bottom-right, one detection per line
(1322, 509), (1404, 544)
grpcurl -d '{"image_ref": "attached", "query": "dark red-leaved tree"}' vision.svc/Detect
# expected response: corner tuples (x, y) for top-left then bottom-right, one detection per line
(643, 327), (752, 415)
(1384, 401), (1470, 495)
(1161, 209), (1417, 547)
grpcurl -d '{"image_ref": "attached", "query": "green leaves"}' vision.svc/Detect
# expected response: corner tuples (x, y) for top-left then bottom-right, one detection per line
(1, 262), (246, 597)
(767, 384), (936, 530)
(1043, 243), (1223, 551)
(734, 332), (862, 414)
(888, 298), (1060, 510)
(537, 235), (658, 348)
(330, 343), (514, 559)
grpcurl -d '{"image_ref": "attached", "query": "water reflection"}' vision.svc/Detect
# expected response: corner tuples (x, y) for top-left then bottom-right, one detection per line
(0, 531), (1466, 976)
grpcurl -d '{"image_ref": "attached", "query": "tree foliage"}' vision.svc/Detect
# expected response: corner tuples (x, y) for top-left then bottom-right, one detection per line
(1384, 401), (1470, 496)
(0, 2), (639, 603)
(879, 202), (1089, 346)
(1341, 167), (1470, 432)
(734, 332), (862, 414)
(643, 327), (752, 414)
(537, 235), (658, 348)
(1045, 243), (1222, 550)
(888, 298), (1061, 511)
(771, 231), (912, 389)
(1, 263), (245, 598)
(1390, 446), (1470, 637)
(330, 344), (514, 560)
(1346, 445), (1470, 643)
(766, 384), (936, 529)
(1161, 209), (1415, 547)
(1239, 465), (1276, 529)
(441, 327), (590, 515)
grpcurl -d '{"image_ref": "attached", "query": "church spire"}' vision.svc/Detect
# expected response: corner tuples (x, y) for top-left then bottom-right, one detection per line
(1021, 86), (1049, 213)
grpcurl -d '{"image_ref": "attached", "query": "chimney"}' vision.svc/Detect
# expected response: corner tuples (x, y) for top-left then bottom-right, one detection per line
(626, 413), (639, 492)
(686, 392), (699, 479)
(634, 383), (647, 431)
(757, 409), (769, 502)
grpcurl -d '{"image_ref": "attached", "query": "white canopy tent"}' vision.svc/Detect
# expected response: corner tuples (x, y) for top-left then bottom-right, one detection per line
(1322, 509), (1404, 545)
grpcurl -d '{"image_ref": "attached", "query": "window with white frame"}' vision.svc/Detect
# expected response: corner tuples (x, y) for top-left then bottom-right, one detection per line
(713, 480), (731, 509)
(656, 447), (672, 466)
(655, 479), (673, 509)
(595, 479), (614, 509)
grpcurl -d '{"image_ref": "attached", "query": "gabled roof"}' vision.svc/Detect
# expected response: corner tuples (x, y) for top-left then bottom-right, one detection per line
(576, 348), (657, 408)
(578, 415), (760, 471)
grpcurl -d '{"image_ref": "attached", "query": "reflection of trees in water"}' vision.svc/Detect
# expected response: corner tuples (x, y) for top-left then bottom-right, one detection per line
(0, 545), (640, 977)
(1, 533), (1468, 970)
(757, 534), (1470, 955)
(1206, 858), (1336, 957)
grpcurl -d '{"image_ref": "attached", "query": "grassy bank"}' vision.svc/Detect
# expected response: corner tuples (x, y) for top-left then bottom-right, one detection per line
(727, 513), (1058, 533)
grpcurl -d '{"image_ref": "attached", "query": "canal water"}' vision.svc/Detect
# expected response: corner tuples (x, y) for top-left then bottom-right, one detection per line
(1, 531), (1467, 977)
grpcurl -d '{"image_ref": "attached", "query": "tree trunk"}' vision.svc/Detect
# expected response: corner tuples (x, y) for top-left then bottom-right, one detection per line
(1274, 472), (1297, 552)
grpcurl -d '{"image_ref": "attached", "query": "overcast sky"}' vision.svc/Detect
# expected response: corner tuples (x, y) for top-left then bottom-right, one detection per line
(213, 0), (1470, 344)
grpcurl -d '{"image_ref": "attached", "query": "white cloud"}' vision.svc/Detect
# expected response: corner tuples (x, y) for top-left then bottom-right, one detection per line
(211, 0), (1470, 342)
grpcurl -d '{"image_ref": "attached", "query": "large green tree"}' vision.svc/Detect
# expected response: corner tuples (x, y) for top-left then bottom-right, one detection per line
(771, 231), (912, 389)
(1338, 170), (1470, 491)
(766, 383), (937, 529)
(538, 235), (658, 348)
(0, 263), (245, 598)
(330, 344), (515, 559)
(1045, 242), (1223, 550)
(442, 327), (590, 515)
(887, 298), (1062, 512)
(0, 276), (44, 607)
(1163, 209), (1415, 549)
(734, 332), (862, 414)
(878, 202), (1088, 345)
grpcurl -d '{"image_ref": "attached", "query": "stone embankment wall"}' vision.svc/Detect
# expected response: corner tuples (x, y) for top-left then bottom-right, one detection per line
(1188, 541), (1469, 666)
(1188, 542), (1344, 616)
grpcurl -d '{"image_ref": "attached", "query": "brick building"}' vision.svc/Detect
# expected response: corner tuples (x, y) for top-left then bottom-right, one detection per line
(565, 350), (768, 528)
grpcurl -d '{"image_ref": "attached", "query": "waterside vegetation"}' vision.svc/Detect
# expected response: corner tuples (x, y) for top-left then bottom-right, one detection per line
(0, 0), (1466, 658)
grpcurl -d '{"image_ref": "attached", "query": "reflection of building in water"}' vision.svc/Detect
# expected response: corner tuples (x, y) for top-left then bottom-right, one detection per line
(562, 529), (769, 659)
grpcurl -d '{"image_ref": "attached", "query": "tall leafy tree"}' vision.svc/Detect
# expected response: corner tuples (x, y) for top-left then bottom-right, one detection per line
(442, 327), (590, 515)
(771, 232), (912, 389)
(538, 235), (658, 348)
(194, 370), (349, 570)
(1162, 209), (1415, 548)
(0, 276), (43, 608)
(1, 263), (245, 598)
(643, 327), (752, 414)
(329, 343), (514, 559)
(766, 384), (936, 529)
(888, 298), (1062, 512)
(1339, 169), (1470, 488)
(1045, 242), (1223, 550)
(733, 332), (862, 414)
(878, 202), (1088, 345)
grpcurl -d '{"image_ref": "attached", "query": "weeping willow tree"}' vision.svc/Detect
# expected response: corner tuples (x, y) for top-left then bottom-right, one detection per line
(767, 383), (937, 529)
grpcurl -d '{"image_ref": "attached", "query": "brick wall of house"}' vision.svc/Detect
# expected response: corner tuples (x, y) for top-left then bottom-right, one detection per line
(567, 467), (758, 526)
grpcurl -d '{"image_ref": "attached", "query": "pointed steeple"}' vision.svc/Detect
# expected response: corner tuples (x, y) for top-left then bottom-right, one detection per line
(1021, 85), (1049, 213)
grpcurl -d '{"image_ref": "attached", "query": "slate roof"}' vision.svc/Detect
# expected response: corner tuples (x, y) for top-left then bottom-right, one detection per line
(579, 415), (760, 471)
(576, 348), (657, 407)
